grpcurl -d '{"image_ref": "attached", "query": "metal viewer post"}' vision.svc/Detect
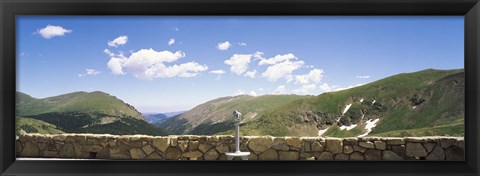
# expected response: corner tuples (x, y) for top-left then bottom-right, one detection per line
(225, 110), (250, 160)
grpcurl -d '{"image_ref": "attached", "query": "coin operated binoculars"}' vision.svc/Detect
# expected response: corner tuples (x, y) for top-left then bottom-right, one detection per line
(225, 110), (251, 160)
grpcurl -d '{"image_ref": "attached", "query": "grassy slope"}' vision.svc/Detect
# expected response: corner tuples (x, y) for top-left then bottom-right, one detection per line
(16, 116), (64, 134)
(16, 91), (143, 120)
(239, 69), (464, 137)
(160, 94), (307, 135)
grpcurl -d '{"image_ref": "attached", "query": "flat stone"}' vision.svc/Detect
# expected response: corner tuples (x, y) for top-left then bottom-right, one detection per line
(215, 143), (230, 153)
(312, 142), (324, 152)
(248, 137), (273, 154)
(130, 148), (146, 159)
(177, 140), (189, 152)
(426, 145), (445, 160)
(286, 137), (302, 148)
(382, 150), (404, 160)
(258, 149), (278, 160)
(142, 145), (155, 155)
(343, 145), (354, 154)
(350, 152), (364, 160)
(386, 138), (405, 145)
(198, 144), (214, 153)
(406, 137), (428, 143)
(325, 138), (343, 154)
(353, 145), (366, 153)
(445, 146), (464, 160)
(342, 138), (358, 145)
(334, 153), (349, 160)
(204, 148), (219, 160)
(391, 145), (406, 158)
(374, 141), (386, 150)
(21, 142), (39, 157)
(317, 152), (333, 160)
(146, 152), (163, 160)
(188, 141), (199, 151)
(152, 137), (170, 152)
(271, 142), (290, 151)
(440, 138), (457, 148)
(83, 145), (103, 153)
(248, 153), (258, 160)
(422, 143), (436, 153)
(58, 144), (75, 158)
(165, 147), (182, 160)
(359, 141), (375, 149)
(406, 143), (427, 157)
(364, 149), (381, 160)
(278, 151), (299, 160)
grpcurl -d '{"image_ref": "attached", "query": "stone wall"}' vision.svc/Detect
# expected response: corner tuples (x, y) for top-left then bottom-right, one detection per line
(16, 134), (464, 160)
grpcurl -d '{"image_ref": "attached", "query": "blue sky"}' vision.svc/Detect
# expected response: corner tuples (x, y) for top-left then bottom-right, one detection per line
(16, 16), (464, 112)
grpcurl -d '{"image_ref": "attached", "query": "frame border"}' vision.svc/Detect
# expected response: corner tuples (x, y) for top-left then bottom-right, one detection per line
(1, 0), (479, 176)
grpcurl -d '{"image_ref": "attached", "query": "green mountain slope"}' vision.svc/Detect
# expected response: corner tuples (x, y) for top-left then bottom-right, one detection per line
(237, 68), (464, 137)
(158, 94), (308, 135)
(16, 91), (168, 136)
(16, 116), (65, 134)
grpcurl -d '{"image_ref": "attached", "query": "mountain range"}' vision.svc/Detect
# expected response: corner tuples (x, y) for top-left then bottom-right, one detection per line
(16, 68), (464, 137)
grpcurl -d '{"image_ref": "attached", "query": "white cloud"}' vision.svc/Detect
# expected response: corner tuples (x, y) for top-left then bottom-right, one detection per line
(168, 38), (175, 46)
(258, 53), (296, 66)
(293, 84), (316, 95)
(37, 25), (72, 39)
(233, 89), (246, 96)
(224, 54), (252, 75)
(272, 85), (287, 94)
(238, 42), (247, 46)
(78, 69), (101, 77)
(356, 75), (371, 79)
(253, 51), (265, 60)
(319, 83), (334, 92)
(108, 35), (128, 47)
(209, 70), (226, 75)
(261, 59), (304, 82)
(334, 83), (365, 91)
(217, 41), (232, 51)
(103, 49), (115, 57)
(106, 48), (208, 80)
(295, 69), (324, 85)
(244, 70), (257, 78)
(249, 91), (257, 96)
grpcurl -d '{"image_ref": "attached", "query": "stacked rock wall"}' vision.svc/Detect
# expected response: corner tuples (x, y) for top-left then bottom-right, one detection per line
(16, 134), (464, 160)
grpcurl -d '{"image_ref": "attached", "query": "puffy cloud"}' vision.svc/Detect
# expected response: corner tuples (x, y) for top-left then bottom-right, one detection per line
(106, 48), (208, 80)
(224, 54), (252, 75)
(244, 70), (257, 78)
(293, 84), (316, 95)
(319, 83), (334, 92)
(272, 85), (287, 94)
(238, 42), (247, 46)
(209, 70), (226, 75)
(261, 59), (304, 82)
(334, 83), (365, 91)
(295, 69), (324, 85)
(258, 53), (296, 66)
(253, 51), (265, 60)
(78, 69), (101, 77)
(37, 25), (72, 39)
(233, 89), (245, 96)
(108, 35), (128, 47)
(168, 38), (175, 46)
(249, 91), (257, 96)
(217, 41), (231, 51)
(356, 75), (370, 79)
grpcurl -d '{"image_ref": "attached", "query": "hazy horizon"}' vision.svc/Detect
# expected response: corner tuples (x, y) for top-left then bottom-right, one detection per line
(17, 16), (464, 112)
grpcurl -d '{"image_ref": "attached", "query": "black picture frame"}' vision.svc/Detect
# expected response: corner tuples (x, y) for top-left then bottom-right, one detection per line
(1, 0), (479, 176)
